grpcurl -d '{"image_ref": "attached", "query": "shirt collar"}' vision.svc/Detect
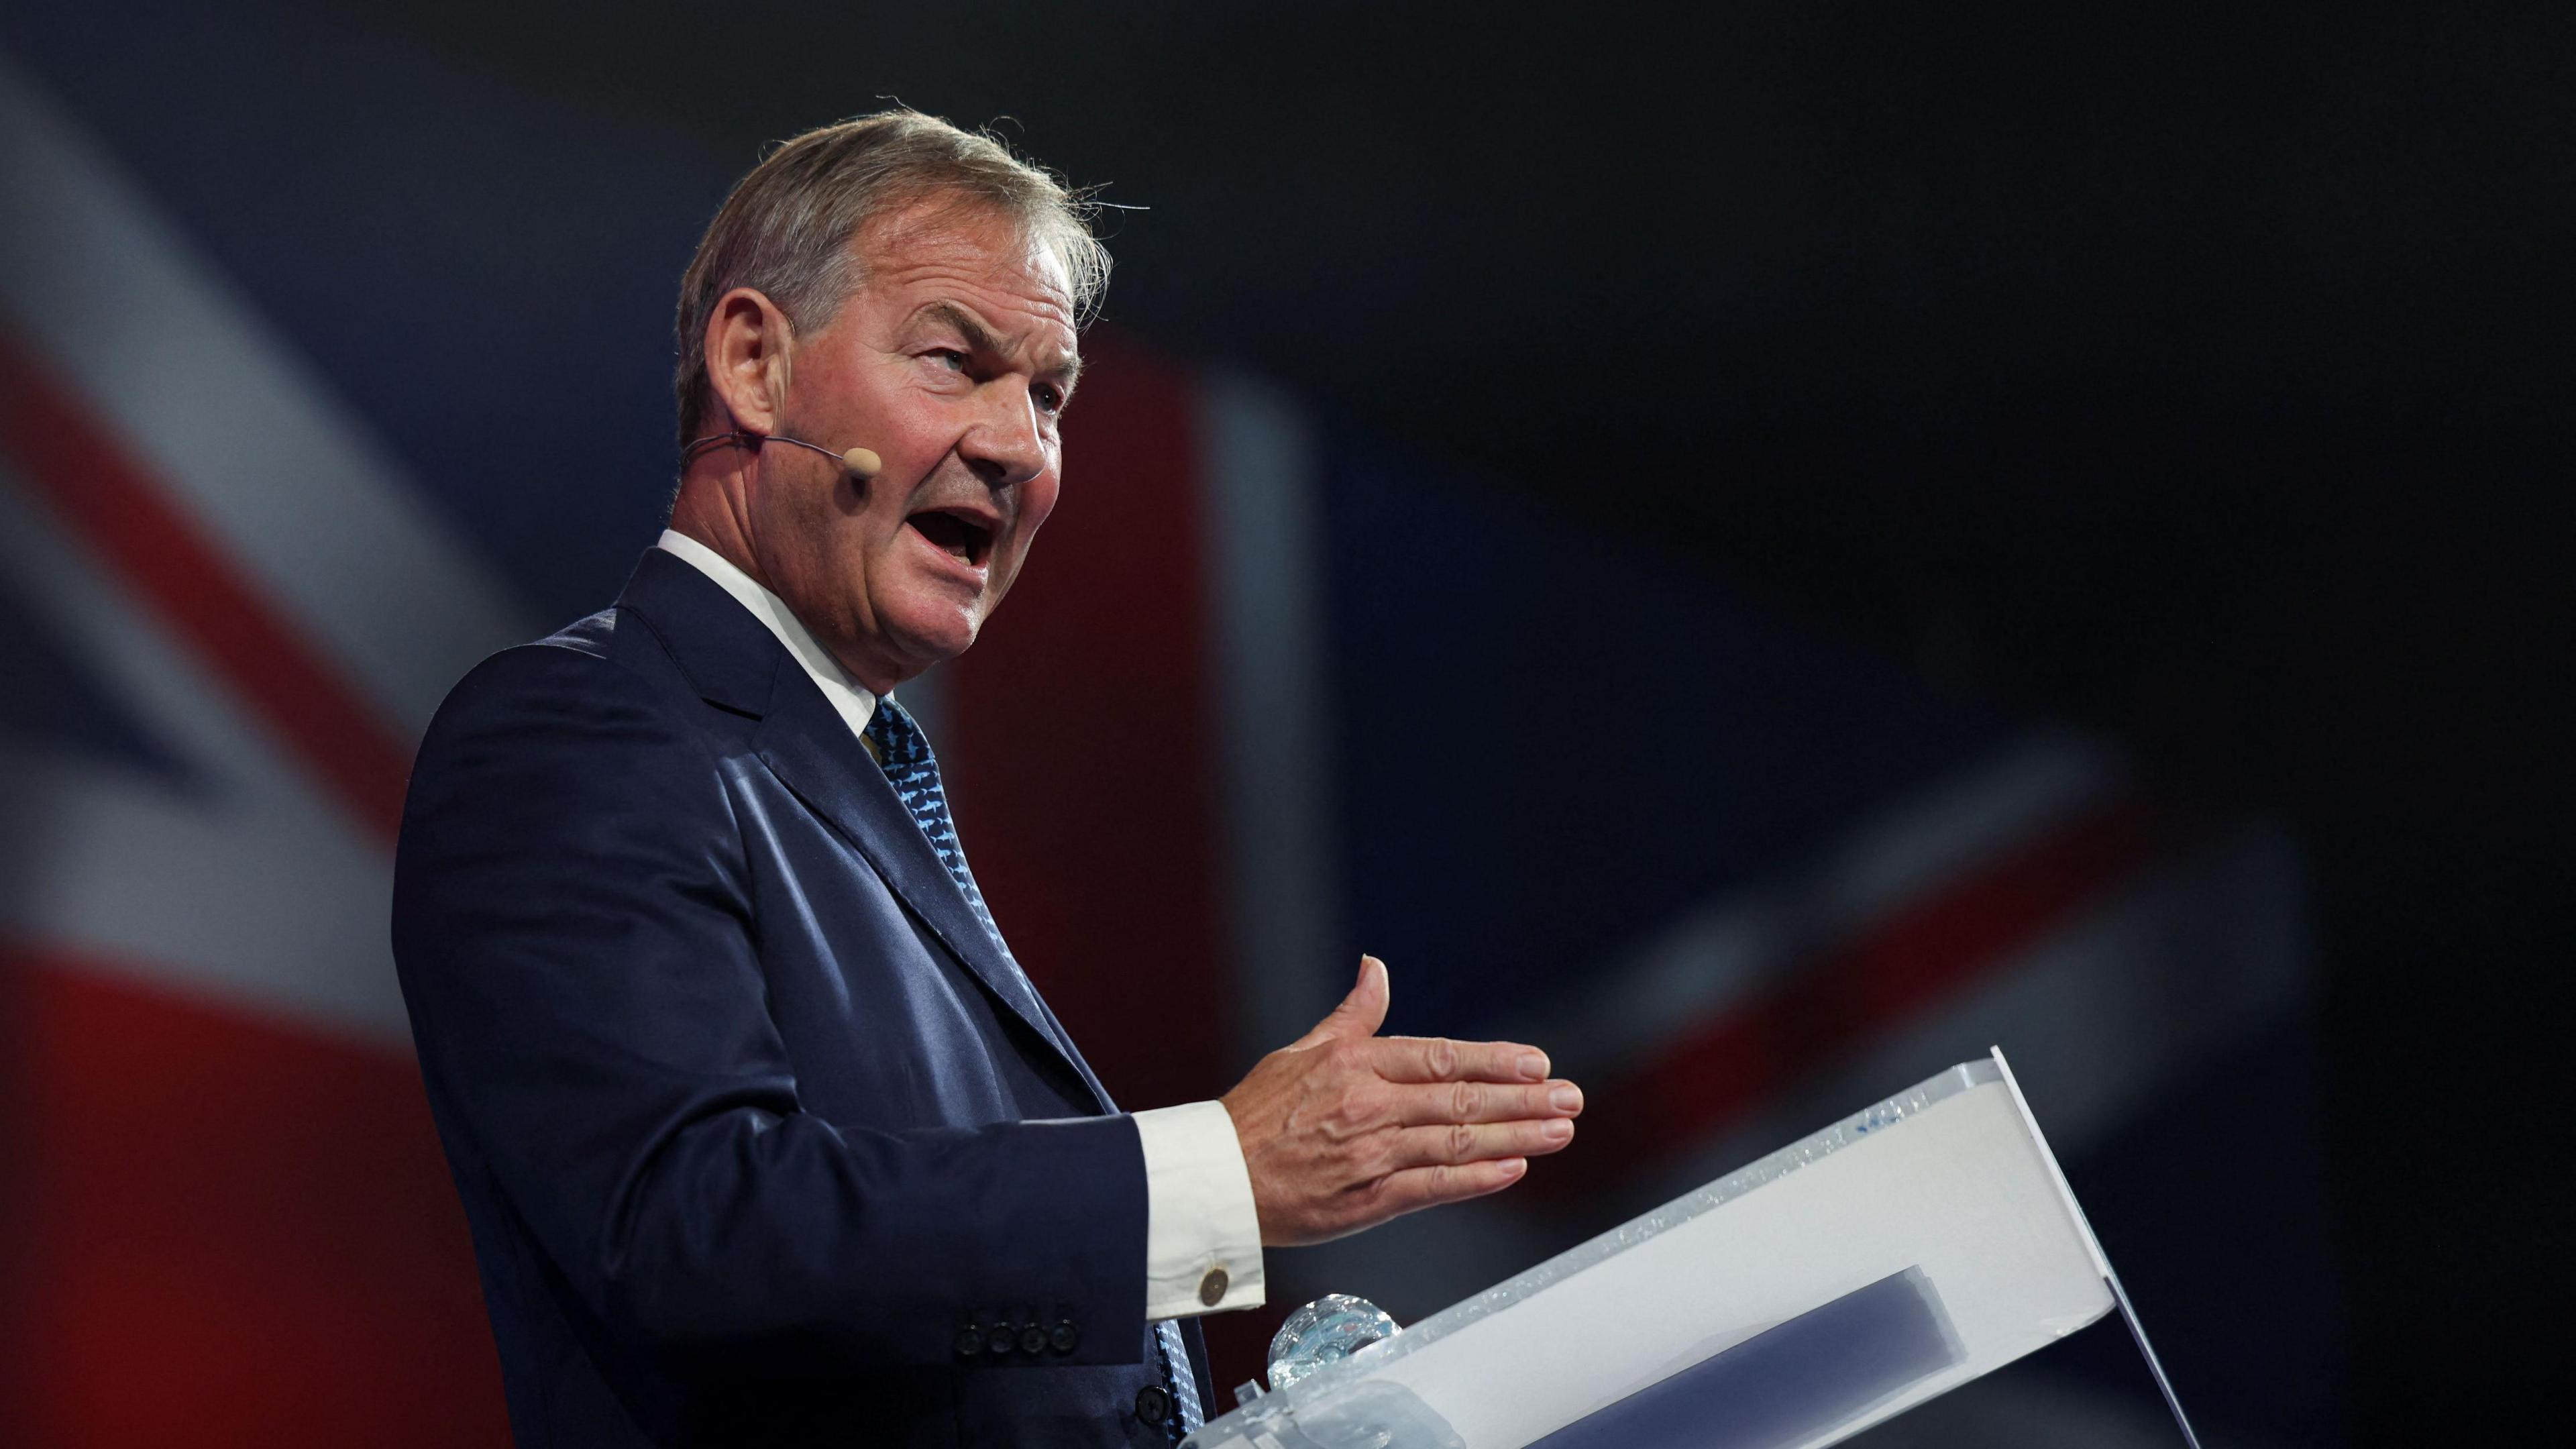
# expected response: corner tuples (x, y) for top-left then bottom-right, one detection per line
(655, 529), (879, 741)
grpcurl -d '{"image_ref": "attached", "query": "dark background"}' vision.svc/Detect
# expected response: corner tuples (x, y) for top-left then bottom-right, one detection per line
(12, 1), (2569, 1441)
(345, 6), (2567, 1435)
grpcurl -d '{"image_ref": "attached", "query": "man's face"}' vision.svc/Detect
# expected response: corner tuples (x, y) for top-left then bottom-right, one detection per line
(744, 203), (1078, 691)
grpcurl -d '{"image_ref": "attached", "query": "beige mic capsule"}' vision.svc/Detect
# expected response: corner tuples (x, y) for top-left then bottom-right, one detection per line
(841, 447), (883, 481)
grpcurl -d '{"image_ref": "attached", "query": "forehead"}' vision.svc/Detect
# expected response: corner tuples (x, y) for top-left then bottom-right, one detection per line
(849, 201), (1079, 358)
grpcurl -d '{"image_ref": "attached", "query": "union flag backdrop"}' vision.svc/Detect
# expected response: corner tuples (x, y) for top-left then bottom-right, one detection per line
(0, 10), (2332, 1444)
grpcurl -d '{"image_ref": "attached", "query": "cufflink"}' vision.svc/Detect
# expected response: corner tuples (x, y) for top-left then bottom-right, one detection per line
(1199, 1267), (1230, 1307)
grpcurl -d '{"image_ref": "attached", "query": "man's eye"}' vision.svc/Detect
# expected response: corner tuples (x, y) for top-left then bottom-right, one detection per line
(1033, 384), (1066, 416)
(926, 348), (970, 372)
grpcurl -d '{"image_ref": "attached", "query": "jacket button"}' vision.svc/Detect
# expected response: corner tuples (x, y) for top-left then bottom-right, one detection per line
(954, 1326), (983, 1358)
(1019, 1324), (1049, 1355)
(1049, 1320), (1079, 1354)
(1198, 1267), (1230, 1307)
(986, 1324), (1017, 1356)
(1134, 1385), (1174, 1426)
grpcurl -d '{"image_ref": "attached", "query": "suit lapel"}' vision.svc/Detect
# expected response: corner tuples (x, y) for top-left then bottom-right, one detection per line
(754, 675), (1114, 1106)
(616, 550), (1114, 1112)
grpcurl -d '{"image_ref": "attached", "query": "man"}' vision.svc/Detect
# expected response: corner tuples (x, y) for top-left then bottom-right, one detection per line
(392, 111), (1582, 1448)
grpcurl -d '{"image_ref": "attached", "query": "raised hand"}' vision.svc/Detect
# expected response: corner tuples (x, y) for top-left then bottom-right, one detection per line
(1219, 956), (1582, 1246)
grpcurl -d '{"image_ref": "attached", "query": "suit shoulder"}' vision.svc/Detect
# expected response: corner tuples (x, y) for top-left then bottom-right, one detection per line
(410, 605), (720, 791)
(394, 606), (752, 951)
(431, 606), (678, 724)
(402, 604), (738, 837)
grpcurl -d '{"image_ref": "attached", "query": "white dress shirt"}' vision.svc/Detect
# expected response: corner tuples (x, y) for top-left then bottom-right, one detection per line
(657, 530), (1264, 1320)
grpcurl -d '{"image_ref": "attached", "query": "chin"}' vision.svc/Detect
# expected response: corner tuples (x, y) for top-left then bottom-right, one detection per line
(883, 600), (985, 672)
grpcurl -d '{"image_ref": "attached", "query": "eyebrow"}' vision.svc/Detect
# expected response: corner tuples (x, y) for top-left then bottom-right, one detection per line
(918, 301), (1081, 392)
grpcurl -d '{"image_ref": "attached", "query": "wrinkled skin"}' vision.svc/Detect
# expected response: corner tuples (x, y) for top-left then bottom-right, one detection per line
(669, 206), (1578, 1246)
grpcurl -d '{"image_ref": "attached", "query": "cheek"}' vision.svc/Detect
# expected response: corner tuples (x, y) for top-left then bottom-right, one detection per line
(1016, 476), (1062, 543)
(978, 480), (1057, 604)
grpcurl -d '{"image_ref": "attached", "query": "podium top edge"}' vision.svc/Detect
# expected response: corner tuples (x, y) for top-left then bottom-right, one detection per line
(1242, 1058), (2008, 1417)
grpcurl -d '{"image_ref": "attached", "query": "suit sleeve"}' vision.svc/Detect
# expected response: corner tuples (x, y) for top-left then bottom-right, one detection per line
(391, 640), (1147, 1372)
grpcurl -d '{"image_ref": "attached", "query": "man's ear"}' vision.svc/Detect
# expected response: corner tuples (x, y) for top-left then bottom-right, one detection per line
(704, 287), (796, 435)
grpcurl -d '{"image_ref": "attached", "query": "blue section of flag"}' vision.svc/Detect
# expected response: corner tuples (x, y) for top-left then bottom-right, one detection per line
(1318, 437), (2012, 1038)
(1, 0), (719, 625)
(0, 570), (195, 788)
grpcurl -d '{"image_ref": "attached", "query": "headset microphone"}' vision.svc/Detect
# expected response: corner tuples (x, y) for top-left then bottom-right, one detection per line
(682, 430), (881, 482)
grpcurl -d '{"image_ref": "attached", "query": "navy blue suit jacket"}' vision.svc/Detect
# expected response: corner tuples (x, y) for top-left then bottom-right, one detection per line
(393, 548), (1207, 1447)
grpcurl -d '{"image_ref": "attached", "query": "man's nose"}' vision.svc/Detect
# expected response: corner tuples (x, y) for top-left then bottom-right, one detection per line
(959, 384), (1049, 490)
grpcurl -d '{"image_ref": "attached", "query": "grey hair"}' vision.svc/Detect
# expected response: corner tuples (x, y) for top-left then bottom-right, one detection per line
(672, 109), (1110, 449)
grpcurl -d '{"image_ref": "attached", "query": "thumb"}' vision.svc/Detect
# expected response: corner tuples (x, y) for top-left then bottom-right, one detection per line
(1299, 955), (1390, 1046)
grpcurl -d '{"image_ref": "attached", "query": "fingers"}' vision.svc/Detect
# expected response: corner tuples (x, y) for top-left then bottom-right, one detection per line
(1295, 955), (1391, 1047)
(1330, 1121), (1566, 1234)
(1364, 1157), (1529, 1222)
(1236, 953), (1573, 1244)
(1389, 1078), (1584, 1127)
(1389, 1116), (1575, 1171)
(1371, 1034), (1551, 1084)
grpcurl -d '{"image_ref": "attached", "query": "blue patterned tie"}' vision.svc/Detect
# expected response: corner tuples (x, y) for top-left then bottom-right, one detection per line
(863, 697), (1203, 1439)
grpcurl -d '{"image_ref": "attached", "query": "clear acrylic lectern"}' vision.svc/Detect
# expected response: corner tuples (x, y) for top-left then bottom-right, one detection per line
(1188, 1050), (2181, 1449)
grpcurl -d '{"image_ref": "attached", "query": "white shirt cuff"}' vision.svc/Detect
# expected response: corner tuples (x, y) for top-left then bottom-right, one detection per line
(1134, 1100), (1266, 1320)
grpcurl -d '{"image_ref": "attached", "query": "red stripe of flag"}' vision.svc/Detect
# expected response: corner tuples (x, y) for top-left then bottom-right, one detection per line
(942, 333), (1231, 1116)
(0, 327), (415, 845)
(0, 944), (508, 1445)
(1563, 791), (2190, 1186)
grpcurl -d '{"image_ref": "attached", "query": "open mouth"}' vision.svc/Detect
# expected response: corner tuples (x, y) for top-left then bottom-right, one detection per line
(905, 508), (994, 568)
